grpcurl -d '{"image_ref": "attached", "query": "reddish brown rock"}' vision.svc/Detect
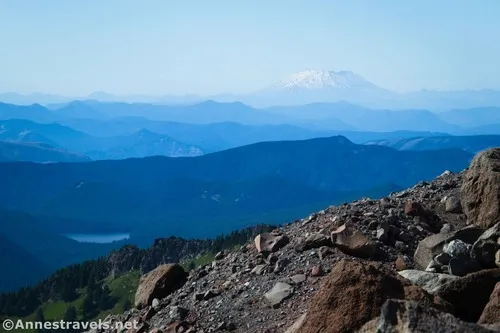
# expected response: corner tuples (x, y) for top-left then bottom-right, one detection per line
(296, 260), (446, 333)
(478, 282), (500, 325)
(395, 255), (408, 271)
(310, 265), (323, 277)
(134, 264), (187, 309)
(404, 200), (425, 216)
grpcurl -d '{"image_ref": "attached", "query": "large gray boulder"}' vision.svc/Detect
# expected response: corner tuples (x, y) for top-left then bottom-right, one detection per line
(413, 226), (483, 270)
(461, 148), (500, 230)
(398, 270), (458, 294)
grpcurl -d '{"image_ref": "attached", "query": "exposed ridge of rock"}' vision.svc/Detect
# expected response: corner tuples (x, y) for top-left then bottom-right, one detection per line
(95, 149), (500, 333)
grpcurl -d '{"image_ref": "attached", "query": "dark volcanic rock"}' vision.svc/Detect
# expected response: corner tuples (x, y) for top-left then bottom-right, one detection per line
(436, 268), (500, 322)
(461, 148), (500, 230)
(479, 282), (500, 326)
(471, 222), (500, 268)
(358, 299), (495, 333)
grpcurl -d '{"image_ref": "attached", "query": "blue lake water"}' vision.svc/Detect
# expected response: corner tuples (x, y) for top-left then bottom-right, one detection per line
(64, 233), (130, 243)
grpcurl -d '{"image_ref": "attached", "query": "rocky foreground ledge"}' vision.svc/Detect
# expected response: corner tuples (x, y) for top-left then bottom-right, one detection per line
(95, 149), (500, 333)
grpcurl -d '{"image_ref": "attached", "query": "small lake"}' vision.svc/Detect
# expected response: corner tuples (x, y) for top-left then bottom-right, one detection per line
(64, 233), (130, 244)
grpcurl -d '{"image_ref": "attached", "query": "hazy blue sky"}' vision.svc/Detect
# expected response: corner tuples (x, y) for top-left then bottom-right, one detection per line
(1, 0), (499, 96)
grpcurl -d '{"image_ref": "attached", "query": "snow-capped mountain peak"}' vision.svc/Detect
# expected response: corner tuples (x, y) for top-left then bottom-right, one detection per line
(273, 70), (376, 90)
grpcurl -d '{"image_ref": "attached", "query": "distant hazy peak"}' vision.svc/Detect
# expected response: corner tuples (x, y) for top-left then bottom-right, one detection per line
(273, 70), (377, 90)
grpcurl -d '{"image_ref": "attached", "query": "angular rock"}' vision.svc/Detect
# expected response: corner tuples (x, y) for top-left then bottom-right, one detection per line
(295, 260), (445, 333)
(437, 268), (500, 322)
(461, 148), (500, 229)
(394, 255), (408, 271)
(285, 313), (307, 333)
(289, 274), (307, 285)
(264, 282), (294, 308)
(434, 252), (452, 266)
(169, 306), (189, 321)
(251, 264), (267, 275)
(414, 226), (484, 269)
(295, 233), (332, 252)
(317, 246), (336, 260)
(445, 195), (463, 213)
(358, 299), (494, 333)
(310, 265), (323, 277)
(274, 257), (290, 273)
(203, 289), (220, 300)
(214, 251), (225, 260)
(134, 264), (187, 309)
(398, 270), (458, 294)
(443, 239), (471, 258)
(404, 200), (426, 216)
(471, 222), (500, 268)
(330, 224), (375, 259)
(448, 257), (481, 276)
(254, 233), (289, 253)
(425, 259), (440, 273)
(478, 282), (500, 325)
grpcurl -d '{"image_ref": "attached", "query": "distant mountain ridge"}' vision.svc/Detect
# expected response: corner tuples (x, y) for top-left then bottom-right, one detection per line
(0, 119), (204, 160)
(4, 70), (500, 109)
(365, 135), (500, 153)
(0, 136), (473, 244)
(0, 141), (90, 163)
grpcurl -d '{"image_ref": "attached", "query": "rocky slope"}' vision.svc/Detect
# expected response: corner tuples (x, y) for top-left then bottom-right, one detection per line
(94, 149), (500, 333)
